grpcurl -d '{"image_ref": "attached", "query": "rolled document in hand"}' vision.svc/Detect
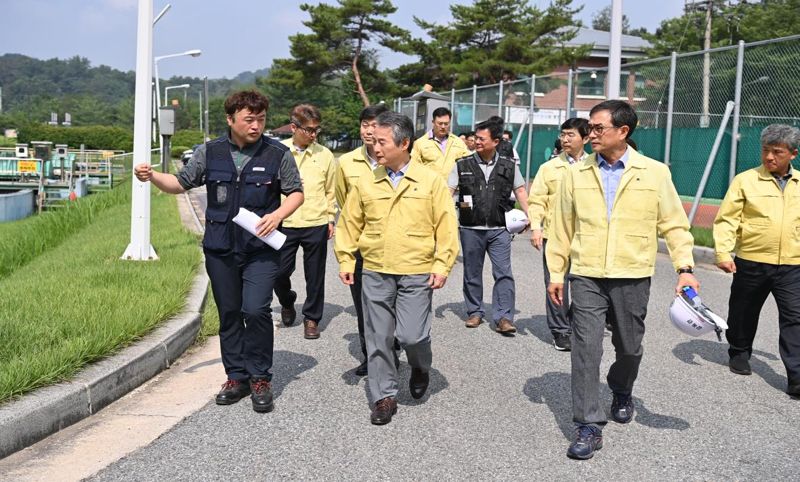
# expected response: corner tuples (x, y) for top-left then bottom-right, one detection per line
(232, 207), (287, 250)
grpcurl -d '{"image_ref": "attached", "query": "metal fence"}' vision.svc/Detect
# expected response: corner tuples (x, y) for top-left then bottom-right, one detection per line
(396, 34), (800, 227)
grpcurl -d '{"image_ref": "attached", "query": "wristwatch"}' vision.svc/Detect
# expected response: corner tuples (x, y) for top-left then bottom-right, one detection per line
(677, 267), (694, 274)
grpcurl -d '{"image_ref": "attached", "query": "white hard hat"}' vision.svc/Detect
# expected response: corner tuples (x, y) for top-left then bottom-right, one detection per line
(669, 293), (728, 340)
(505, 209), (528, 234)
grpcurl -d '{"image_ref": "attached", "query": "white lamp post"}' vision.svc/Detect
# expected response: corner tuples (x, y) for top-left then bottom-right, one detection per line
(122, 0), (157, 261)
(154, 50), (201, 155)
(164, 83), (190, 106)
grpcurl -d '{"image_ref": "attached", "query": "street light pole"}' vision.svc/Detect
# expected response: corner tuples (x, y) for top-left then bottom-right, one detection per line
(164, 84), (190, 106)
(122, 0), (157, 261)
(607, 0), (623, 99)
(154, 50), (201, 155)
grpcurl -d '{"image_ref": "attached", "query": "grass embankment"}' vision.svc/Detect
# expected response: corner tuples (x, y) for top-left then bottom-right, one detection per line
(0, 184), (202, 403)
(690, 226), (714, 249)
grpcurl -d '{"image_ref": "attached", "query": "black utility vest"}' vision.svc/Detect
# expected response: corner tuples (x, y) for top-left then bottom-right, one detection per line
(456, 153), (515, 227)
(203, 136), (285, 254)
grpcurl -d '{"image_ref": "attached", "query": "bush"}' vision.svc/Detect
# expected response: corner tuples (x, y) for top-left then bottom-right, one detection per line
(16, 124), (133, 151)
(171, 145), (189, 158)
(172, 130), (204, 148)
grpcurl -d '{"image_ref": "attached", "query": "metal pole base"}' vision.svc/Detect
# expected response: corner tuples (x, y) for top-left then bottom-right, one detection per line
(121, 243), (159, 261)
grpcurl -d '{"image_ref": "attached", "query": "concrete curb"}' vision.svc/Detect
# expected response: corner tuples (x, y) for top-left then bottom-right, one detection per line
(0, 268), (208, 460)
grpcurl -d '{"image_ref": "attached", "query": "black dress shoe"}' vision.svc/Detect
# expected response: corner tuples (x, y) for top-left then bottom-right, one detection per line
(729, 356), (752, 375)
(610, 393), (634, 424)
(355, 360), (368, 377)
(215, 379), (250, 405)
(409, 368), (430, 399)
(250, 377), (274, 413)
(567, 425), (603, 460)
(281, 290), (297, 326)
(370, 397), (397, 425)
(787, 383), (800, 398)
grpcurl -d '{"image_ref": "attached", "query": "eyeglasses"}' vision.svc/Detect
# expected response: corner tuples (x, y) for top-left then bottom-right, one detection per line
(294, 123), (322, 136)
(587, 124), (619, 136)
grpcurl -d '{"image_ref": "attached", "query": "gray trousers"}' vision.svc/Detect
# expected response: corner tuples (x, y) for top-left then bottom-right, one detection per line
(362, 270), (433, 402)
(460, 227), (515, 322)
(542, 238), (571, 335)
(570, 275), (650, 427)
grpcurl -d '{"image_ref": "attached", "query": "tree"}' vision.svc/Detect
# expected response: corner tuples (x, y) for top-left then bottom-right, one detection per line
(265, 0), (410, 107)
(645, 0), (800, 57)
(591, 5), (630, 33)
(399, 0), (589, 89)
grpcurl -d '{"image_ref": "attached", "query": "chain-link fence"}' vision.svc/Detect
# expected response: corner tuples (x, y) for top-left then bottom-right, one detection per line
(397, 34), (800, 228)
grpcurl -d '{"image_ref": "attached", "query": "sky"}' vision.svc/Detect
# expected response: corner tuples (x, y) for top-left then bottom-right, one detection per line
(3, 0), (685, 80)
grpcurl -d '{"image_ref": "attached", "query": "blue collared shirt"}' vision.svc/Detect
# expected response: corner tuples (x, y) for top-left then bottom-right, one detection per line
(597, 148), (629, 220)
(429, 130), (448, 155)
(386, 161), (410, 188)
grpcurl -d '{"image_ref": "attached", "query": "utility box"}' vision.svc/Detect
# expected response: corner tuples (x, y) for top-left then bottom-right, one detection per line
(31, 141), (52, 161)
(159, 107), (175, 136)
(409, 90), (450, 138)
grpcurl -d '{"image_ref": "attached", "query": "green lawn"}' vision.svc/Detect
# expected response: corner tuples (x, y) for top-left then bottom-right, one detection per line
(0, 187), (202, 403)
(690, 226), (714, 249)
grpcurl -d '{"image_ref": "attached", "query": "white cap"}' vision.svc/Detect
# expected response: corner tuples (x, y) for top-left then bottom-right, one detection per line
(505, 209), (528, 234)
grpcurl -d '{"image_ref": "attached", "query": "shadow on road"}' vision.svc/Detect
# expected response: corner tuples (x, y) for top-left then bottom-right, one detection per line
(514, 315), (551, 345)
(672, 339), (786, 391)
(524, 372), (691, 441)
(271, 350), (318, 399)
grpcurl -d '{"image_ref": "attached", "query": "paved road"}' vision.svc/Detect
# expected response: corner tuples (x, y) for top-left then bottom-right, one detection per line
(82, 224), (798, 480)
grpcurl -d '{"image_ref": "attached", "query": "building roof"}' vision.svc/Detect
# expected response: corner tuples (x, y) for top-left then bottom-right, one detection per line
(563, 27), (651, 60)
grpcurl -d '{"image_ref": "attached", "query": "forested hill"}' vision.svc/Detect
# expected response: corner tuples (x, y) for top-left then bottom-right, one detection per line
(0, 53), (268, 127)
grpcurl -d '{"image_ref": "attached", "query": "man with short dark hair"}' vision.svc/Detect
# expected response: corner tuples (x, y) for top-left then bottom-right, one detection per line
(274, 104), (336, 340)
(336, 112), (459, 425)
(528, 117), (590, 351)
(411, 106), (470, 181)
(448, 118), (529, 335)
(714, 123), (800, 397)
(335, 103), (389, 375)
(133, 90), (304, 413)
(547, 100), (698, 459)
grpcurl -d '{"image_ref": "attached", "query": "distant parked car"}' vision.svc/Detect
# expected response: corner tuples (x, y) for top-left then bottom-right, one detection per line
(180, 149), (194, 166)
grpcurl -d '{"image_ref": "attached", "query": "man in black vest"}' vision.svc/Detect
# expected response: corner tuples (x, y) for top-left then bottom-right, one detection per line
(448, 117), (529, 334)
(134, 90), (304, 413)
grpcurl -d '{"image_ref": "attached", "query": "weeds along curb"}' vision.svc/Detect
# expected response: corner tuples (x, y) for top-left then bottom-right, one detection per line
(0, 267), (208, 459)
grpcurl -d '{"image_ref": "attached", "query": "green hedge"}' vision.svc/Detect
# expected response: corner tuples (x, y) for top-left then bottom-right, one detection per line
(17, 124), (133, 152)
(171, 130), (204, 148)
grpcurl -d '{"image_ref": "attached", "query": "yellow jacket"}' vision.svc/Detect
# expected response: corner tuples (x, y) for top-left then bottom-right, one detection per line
(334, 160), (460, 276)
(335, 145), (375, 209)
(546, 149), (694, 283)
(713, 165), (800, 265)
(410, 132), (470, 181)
(528, 153), (575, 239)
(281, 139), (336, 227)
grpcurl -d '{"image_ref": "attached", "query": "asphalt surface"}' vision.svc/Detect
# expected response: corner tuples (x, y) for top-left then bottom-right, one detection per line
(84, 224), (800, 480)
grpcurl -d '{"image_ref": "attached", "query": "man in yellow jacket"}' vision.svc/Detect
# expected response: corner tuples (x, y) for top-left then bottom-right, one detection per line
(546, 100), (699, 460)
(276, 104), (336, 340)
(528, 117), (590, 351)
(335, 112), (459, 426)
(713, 124), (800, 397)
(334, 103), (389, 376)
(410, 106), (470, 181)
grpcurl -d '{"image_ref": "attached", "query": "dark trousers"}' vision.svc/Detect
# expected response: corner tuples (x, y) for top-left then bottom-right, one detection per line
(205, 248), (280, 382)
(570, 275), (650, 427)
(274, 224), (328, 322)
(727, 257), (800, 385)
(460, 227), (515, 322)
(349, 252), (367, 359)
(542, 238), (571, 335)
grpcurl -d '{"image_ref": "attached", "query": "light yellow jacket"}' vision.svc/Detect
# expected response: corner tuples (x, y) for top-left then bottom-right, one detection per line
(713, 165), (800, 265)
(281, 139), (336, 227)
(334, 160), (460, 276)
(410, 132), (470, 182)
(546, 149), (694, 283)
(528, 152), (576, 239)
(335, 145), (375, 210)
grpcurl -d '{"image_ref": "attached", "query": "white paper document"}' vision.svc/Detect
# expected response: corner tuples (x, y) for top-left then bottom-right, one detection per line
(232, 208), (287, 250)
